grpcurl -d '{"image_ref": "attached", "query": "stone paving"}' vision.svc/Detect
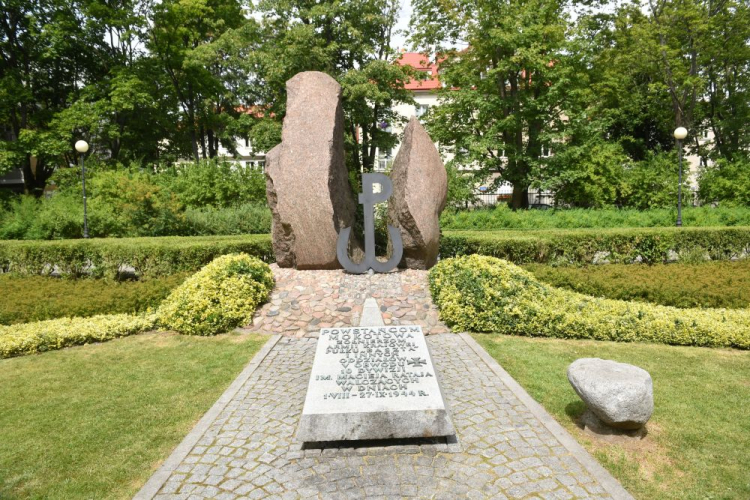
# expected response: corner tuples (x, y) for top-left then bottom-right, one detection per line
(242, 265), (450, 338)
(139, 332), (631, 499)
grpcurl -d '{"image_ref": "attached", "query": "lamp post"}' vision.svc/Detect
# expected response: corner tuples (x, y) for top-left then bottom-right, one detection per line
(75, 140), (90, 238)
(673, 127), (688, 227)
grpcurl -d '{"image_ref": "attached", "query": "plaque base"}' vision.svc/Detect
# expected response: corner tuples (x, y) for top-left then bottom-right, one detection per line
(297, 323), (455, 442)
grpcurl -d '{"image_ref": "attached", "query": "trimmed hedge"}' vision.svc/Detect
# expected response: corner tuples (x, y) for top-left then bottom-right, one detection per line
(0, 273), (190, 325)
(429, 255), (750, 349)
(0, 234), (273, 279)
(0, 313), (157, 358)
(158, 254), (274, 336)
(441, 227), (750, 265)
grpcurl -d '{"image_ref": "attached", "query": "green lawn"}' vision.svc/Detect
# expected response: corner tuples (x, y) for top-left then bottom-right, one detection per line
(475, 334), (750, 500)
(524, 260), (750, 309)
(0, 332), (268, 500)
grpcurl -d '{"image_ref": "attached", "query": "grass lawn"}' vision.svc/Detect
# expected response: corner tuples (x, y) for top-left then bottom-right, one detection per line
(0, 331), (268, 500)
(474, 334), (750, 500)
(524, 260), (750, 309)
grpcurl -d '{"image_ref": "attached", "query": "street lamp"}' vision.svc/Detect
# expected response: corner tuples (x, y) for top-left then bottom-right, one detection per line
(673, 127), (688, 227)
(75, 140), (90, 238)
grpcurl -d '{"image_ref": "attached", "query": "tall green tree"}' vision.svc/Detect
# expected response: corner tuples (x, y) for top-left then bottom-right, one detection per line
(409, 0), (578, 208)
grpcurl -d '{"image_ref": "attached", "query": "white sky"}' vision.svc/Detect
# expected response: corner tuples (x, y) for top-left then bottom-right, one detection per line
(392, 0), (413, 51)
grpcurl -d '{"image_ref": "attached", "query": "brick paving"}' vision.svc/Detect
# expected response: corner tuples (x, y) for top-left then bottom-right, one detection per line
(242, 266), (450, 338)
(138, 331), (632, 499)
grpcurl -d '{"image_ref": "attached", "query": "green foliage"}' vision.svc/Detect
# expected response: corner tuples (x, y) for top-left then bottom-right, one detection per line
(158, 254), (274, 336)
(0, 235), (273, 279)
(698, 157), (750, 206)
(430, 255), (750, 349)
(524, 261), (750, 310)
(159, 159), (268, 209)
(622, 151), (691, 209)
(440, 227), (750, 265)
(184, 203), (271, 235)
(0, 273), (189, 325)
(0, 313), (157, 359)
(441, 206), (750, 230)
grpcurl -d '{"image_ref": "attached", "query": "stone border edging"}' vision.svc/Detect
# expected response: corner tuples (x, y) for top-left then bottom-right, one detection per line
(458, 332), (635, 500)
(133, 334), (283, 500)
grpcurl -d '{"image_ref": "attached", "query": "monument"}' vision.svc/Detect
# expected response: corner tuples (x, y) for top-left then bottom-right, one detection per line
(264, 71), (357, 269)
(297, 320), (455, 442)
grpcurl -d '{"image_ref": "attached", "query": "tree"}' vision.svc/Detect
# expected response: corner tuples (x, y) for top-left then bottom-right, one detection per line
(251, 0), (416, 176)
(409, 0), (578, 208)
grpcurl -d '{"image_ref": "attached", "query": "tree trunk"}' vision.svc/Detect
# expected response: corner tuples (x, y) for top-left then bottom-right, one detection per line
(511, 184), (528, 209)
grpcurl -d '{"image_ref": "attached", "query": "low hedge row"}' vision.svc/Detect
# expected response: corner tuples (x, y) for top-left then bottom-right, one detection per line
(441, 227), (750, 265)
(429, 255), (750, 349)
(0, 235), (273, 279)
(0, 313), (157, 358)
(0, 253), (276, 358)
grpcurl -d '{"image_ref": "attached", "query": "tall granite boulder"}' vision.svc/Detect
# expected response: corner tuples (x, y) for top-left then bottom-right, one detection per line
(388, 117), (448, 269)
(265, 71), (357, 269)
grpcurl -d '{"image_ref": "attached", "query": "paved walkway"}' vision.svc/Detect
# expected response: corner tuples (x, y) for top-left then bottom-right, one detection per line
(136, 330), (633, 499)
(241, 266), (450, 338)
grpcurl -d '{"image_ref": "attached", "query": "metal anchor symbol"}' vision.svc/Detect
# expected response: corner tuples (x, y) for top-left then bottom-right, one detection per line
(337, 173), (403, 274)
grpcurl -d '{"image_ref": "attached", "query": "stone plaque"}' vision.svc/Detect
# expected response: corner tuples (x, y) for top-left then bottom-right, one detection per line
(297, 325), (455, 442)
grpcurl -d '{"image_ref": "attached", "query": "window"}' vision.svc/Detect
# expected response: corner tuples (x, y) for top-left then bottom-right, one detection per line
(416, 104), (430, 118)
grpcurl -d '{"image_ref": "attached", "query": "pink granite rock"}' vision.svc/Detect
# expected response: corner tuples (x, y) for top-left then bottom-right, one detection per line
(388, 117), (448, 269)
(265, 71), (357, 269)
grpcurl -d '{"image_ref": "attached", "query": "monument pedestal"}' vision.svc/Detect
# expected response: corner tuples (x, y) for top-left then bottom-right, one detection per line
(297, 324), (455, 442)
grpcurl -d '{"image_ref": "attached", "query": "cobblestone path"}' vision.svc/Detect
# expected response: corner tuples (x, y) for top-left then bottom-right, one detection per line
(137, 334), (632, 500)
(242, 266), (450, 338)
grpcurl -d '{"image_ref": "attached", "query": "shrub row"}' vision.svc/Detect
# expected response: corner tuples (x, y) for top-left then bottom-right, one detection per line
(0, 273), (189, 325)
(441, 227), (750, 265)
(1, 253), (276, 357)
(429, 255), (750, 349)
(440, 206), (750, 230)
(0, 235), (273, 279)
(524, 260), (750, 310)
(158, 254), (274, 336)
(0, 313), (157, 358)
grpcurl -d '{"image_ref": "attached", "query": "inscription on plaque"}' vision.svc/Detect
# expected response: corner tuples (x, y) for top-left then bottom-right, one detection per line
(297, 325), (455, 442)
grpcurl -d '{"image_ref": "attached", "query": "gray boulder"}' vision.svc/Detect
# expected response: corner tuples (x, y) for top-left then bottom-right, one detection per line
(388, 117), (447, 269)
(567, 358), (653, 430)
(264, 71), (357, 269)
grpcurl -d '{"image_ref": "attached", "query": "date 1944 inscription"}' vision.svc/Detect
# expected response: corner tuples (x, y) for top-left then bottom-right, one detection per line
(319, 326), (432, 401)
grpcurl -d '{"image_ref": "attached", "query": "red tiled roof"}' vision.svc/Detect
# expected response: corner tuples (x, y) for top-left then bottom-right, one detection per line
(397, 52), (442, 91)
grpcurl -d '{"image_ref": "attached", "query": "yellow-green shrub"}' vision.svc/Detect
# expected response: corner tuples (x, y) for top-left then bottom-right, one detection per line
(429, 255), (750, 349)
(0, 313), (157, 358)
(157, 253), (274, 336)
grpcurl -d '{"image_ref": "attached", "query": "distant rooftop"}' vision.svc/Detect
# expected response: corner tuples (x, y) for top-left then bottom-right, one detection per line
(397, 52), (441, 91)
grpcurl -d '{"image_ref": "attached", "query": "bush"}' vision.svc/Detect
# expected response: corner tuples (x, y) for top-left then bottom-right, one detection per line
(0, 273), (189, 325)
(524, 261), (750, 310)
(0, 234), (273, 279)
(183, 203), (271, 235)
(158, 254), (274, 336)
(441, 227), (750, 265)
(429, 255), (750, 349)
(0, 313), (157, 358)
(440, 205), (750, 230)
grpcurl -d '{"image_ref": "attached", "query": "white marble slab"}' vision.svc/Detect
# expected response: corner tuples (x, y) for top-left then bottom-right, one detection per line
(297, 325), (455, 442)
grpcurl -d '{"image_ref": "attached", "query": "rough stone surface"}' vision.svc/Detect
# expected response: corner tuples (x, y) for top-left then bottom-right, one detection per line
(241, 264), (450, 338)
(147, 335), (621, 499)
(297, 325), (455, 442)
(265, 71), (357, 269)
(567, 358), (654, 430)
(388, 117), (448, 270)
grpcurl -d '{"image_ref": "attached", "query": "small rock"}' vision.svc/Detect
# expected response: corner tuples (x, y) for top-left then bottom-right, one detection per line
(567, 358), (653, 430)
